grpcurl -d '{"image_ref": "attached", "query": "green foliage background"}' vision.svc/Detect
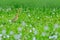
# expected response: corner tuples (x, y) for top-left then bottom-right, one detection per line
(0, 0), (60, 8)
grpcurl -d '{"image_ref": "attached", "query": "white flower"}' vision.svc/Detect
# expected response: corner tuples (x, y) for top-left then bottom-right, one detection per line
(10, 31), (14, 35)
(34, 30), (38, 35)
(14, 34), (21, 40)
(28, 13), (31, 17)
(30, 29), (32, 32)
(17, 27), (22, 31)
(6, 35), (10, 38)
(49, 36), (53, 39)
(0, 34), (2, 37)
(32, 27), (38, 35)
(54, 24), (59, 29)
(32, 27), (35, 31)
(21, 21), (26, 26)
(44, 26), (49, 31)
(49, 35), (58, 40)
(41, 32), (46, 36)
(2, 29), (6, 35)
(33, 37), (36, 40)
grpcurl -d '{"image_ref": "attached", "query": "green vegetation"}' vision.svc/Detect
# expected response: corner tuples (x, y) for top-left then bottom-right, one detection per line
(0, 8), (60, 40)
(0, 0), (60, 8)
(0, 0), (60, 40)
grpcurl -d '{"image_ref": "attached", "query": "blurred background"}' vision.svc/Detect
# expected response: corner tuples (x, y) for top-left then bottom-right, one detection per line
(0, 0), (60, 8)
